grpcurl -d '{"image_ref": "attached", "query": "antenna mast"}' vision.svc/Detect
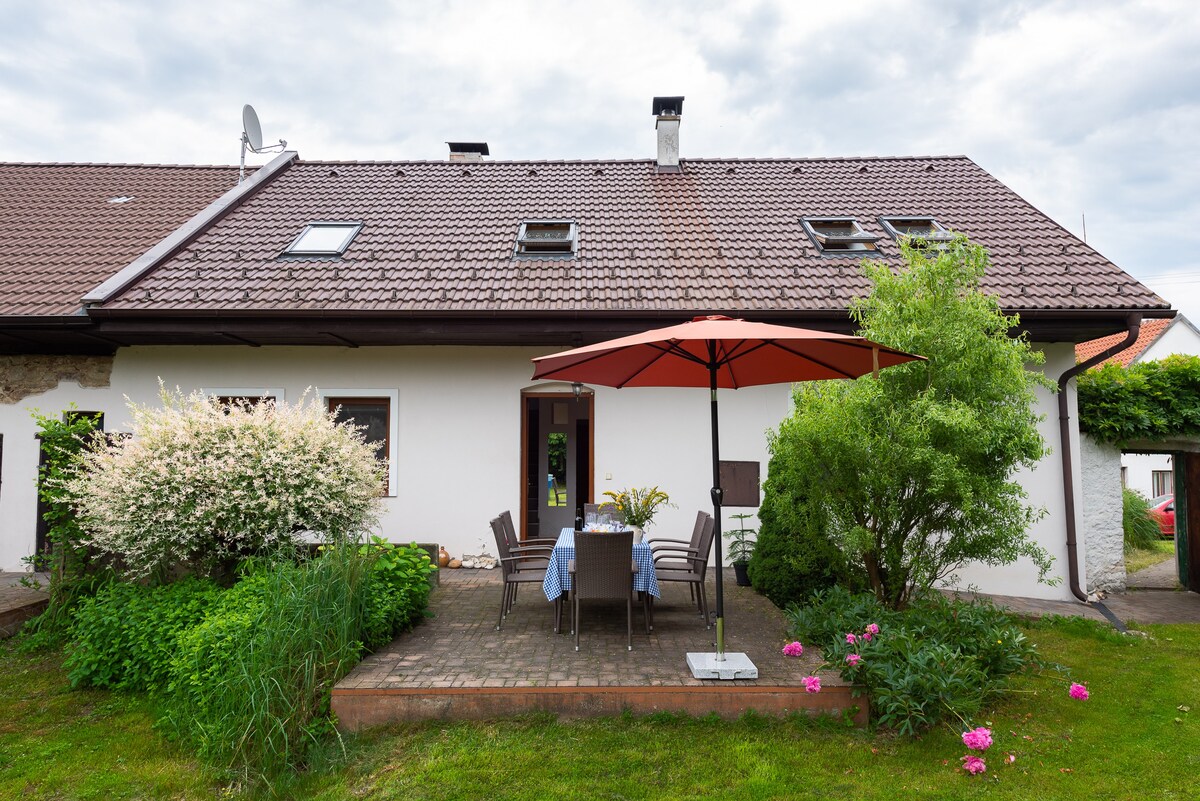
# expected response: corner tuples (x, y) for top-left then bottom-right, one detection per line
(239, 104), (287, 183)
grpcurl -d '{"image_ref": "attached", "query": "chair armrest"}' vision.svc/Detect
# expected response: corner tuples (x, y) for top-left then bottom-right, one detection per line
(648, 538), (691, 547)
(651, 545), (699, 556)
(653, 553), (706, 566)
(509, 544), (553, 556)
(523, 537), (559, 547)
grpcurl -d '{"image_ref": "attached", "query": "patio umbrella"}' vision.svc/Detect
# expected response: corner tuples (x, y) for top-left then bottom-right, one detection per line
(531, 315), (923, 669)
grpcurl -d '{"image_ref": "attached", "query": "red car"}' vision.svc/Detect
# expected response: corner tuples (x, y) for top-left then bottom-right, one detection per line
(1149, 494), (1175, 539)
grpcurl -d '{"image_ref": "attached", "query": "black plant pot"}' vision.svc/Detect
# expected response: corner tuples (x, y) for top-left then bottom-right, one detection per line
(733, 562), (751, 587)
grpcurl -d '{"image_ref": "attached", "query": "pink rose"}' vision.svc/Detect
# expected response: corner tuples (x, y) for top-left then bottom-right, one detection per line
(781, 641), (804, 657)
(845, 633), (857, 645)
(865, 623), (880, 635)
(845, 653), (861, 667)
(803, 675), (821, 693)
(862, 631), (873, 642)
(961, 727), (993, 752)
(961, 755), (987, 775)
(1069, 682), (1089, 701)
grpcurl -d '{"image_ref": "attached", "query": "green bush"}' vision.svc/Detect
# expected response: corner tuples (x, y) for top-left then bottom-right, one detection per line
(1123, 487), (1163, 552)
(64, 576), (222, 692)
(748, 465), (863, 608)
(166, 541), (435, 780)
(788, 586), (1037, 735)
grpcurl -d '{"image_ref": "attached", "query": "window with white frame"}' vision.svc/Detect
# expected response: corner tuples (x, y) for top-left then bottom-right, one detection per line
(284, 222), (362, 256)
(322, 389), (399, 496)
(880, 216), (955, 247)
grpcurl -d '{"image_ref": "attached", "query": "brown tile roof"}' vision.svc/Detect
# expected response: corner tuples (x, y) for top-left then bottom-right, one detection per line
(0, 163), (240, 316)
(58, 156), (1176, 318)
(1076, 317), (1173, 367)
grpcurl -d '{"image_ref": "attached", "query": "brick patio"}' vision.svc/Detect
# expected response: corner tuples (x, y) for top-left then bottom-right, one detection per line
(332, 567), (861, 729)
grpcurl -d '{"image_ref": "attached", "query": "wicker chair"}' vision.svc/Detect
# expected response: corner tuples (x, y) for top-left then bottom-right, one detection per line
(569, 530), (648, 651)
(490, 517), (559, 632)
(500, 509), (558, 552)
(647, 511), (712, 611)
(651, 512), (716, 628)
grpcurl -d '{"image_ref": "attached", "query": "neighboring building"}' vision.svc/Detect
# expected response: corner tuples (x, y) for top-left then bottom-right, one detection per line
(1076, 315), (1200, 499)
(0, 98), (1172, 602)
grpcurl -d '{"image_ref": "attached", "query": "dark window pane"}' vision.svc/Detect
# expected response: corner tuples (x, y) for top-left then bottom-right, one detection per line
(328, 398), (390, 467)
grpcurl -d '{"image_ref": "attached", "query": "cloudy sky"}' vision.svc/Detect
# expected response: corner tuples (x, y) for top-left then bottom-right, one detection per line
(2, 0), (1198, 323)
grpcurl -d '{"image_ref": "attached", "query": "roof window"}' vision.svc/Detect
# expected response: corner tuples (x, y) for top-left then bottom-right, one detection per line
(802, 217), (879, 253)
(107, 195), (135, 204)
(284, 222), (362, 256)
(515, 220), (577, 257)
(880, 217), (954, 245)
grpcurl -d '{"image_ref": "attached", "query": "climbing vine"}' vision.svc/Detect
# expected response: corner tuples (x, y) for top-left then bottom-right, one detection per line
(1076, 354), (1200, 446)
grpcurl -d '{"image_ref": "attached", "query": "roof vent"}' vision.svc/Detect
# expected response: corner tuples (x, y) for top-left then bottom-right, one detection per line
(652, 96), (684, 173)
(447, 142), (489, 162)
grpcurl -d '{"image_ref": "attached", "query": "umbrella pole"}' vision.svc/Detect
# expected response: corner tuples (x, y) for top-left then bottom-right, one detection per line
(708, 362), (725, 661)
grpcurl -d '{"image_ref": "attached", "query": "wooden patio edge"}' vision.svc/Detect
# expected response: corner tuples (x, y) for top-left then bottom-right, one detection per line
(331, 683), (869, 730)
(0, 598), (48, 638)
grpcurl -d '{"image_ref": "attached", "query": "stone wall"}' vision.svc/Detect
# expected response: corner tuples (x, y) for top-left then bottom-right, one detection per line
(1081, 433), (1125, 593)
(0, 355), (113, 404)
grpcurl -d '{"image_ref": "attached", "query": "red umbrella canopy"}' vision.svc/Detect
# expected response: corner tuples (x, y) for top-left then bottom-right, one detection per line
(531, 315), (924, 388)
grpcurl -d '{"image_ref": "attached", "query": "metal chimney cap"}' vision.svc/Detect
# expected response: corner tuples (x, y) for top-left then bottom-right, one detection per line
(446, 142), (490, 155)
(652, 96), (685, 116)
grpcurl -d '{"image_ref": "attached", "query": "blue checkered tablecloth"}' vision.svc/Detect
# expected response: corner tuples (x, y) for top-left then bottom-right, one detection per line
(542, 528), (661, 601)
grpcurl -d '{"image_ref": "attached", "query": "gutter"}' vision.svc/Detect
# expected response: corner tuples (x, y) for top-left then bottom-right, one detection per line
(1057, 312), (1140, 603)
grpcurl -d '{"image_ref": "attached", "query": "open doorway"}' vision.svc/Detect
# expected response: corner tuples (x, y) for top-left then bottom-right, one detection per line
(520, 391), (593, 541)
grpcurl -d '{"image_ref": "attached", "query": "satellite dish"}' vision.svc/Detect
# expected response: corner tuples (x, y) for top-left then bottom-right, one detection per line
(242, 104), (264, 151)
(237, 103), (287, 183)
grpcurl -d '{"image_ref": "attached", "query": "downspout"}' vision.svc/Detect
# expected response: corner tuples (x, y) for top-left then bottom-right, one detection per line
(1058, 313), (1141, 603)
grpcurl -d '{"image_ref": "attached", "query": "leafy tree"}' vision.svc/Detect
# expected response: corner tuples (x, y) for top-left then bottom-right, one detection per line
(764, 236), (1054, 608)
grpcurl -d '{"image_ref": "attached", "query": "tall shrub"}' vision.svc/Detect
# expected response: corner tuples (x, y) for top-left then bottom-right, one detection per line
(20, 409), (107, 647)
(63, 386), (385, 579)
(763, 236), (1054, 608)
(1122, 488), (1162, 552)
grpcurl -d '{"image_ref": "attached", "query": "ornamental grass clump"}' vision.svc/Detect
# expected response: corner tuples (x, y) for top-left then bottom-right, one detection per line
(64, 385), (385, 579)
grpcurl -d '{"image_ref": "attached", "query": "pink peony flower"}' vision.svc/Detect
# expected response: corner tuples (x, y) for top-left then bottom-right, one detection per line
(865, 623), (880, 636)
(845, 653), (862, 667)
(961, 727), (993, 751)
(961, 755), (987, 775)
(1069, 682), (1089, 701)
(803, 675), (822, 693)
(845, 632), (858, 645)
(782, 641), (804, 657)
(862, 631), (873, 642)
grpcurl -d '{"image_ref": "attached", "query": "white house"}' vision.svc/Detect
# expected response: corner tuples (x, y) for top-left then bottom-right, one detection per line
(0, 98), (1174, 602)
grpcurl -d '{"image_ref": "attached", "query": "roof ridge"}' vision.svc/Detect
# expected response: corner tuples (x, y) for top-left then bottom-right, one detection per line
(0, 161), (241, 170)
(296, 154), (972, 167)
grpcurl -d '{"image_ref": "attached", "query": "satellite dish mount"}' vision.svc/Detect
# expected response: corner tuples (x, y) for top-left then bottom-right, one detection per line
(240, 104), (287, 182)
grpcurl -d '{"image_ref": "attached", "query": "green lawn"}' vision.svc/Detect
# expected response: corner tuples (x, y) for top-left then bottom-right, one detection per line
(1126, 540), (1176, 574)
(2, 617), (1197, 800)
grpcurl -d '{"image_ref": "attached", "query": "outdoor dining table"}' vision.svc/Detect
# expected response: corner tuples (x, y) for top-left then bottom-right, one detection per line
(542, 528), (661, 602)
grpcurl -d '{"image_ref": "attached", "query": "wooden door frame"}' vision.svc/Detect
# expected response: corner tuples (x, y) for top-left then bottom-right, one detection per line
(519, 391), (594, 542)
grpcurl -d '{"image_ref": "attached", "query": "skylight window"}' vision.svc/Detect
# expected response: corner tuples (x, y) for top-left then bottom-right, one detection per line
(284, 222), (362, 256)
(107, 195), (135, 204)
(880, 217), (954, 245)
(515, 220), (577, 257)
(802, 217), (880, 253)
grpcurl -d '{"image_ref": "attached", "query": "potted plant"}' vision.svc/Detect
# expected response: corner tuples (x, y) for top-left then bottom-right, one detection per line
(726, 513), (757, 586)
(602, 486), (674, 540)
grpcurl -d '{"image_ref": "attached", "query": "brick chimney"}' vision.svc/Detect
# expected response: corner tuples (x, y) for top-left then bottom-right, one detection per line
(651, 96), (684, 172)
(447, 142), (489, 162)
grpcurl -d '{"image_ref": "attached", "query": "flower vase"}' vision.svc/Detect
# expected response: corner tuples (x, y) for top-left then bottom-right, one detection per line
(629, 525), (644, 544)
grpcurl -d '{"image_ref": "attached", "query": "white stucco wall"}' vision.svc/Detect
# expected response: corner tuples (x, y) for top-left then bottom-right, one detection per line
(1081, 434), (1125, 593)
(948, 342), (1081, 601)
(0, 340), (1096, 604)
(0, 345), (784, 571)
(1141, 318), (1200, 362)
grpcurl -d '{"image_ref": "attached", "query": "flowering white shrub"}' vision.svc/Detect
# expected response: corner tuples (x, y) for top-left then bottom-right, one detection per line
(65, 385), (384, 578)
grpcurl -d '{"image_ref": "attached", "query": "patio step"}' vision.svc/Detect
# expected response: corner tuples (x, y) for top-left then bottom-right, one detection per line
(333, 682), (867, 729)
